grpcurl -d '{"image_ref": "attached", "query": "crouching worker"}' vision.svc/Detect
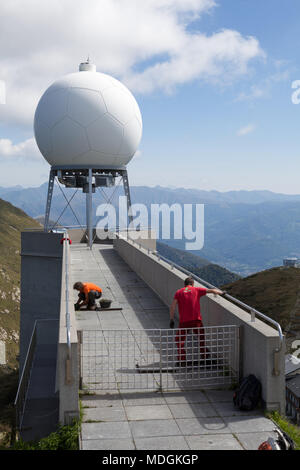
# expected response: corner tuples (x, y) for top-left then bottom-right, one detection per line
(73, 282), (102, 311)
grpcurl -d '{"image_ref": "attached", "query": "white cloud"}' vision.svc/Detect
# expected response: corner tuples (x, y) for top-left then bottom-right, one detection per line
(0, 80), (5, 105)
(0, 138), (40, 160)
(236, 61), (291, 102)
(236, 85), (267, 102)
(237, 124), (255, 136)
(125, 29), (263, 94)
(0, 0), (264, 129)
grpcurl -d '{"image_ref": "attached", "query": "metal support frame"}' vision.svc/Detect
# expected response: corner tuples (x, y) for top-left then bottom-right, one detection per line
(43, 165), (134, 249)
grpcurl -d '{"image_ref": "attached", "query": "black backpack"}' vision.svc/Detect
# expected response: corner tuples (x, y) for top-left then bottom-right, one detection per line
(233, 374), (262, 411)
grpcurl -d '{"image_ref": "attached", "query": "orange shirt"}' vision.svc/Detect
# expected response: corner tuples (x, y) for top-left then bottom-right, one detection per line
(81, 282), (102, 300)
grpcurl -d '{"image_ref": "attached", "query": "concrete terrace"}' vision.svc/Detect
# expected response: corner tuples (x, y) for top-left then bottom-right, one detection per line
(71, 242), (278, 451)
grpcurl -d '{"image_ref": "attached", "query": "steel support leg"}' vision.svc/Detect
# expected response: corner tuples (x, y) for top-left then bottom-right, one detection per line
(44, 169), (55, 232)
(122, 169), (133, 228)
(86, 168), (93, 249)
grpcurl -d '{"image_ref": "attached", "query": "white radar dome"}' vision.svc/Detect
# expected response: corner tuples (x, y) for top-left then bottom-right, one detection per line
(34, 62), (142, 168)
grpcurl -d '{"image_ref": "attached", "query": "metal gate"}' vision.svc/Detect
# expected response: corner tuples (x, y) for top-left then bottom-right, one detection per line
(78, 325), (241, 392)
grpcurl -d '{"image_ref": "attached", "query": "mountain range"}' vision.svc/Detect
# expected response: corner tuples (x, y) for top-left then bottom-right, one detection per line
(2, 183), (300, 275)
(157, 241), (240, 287)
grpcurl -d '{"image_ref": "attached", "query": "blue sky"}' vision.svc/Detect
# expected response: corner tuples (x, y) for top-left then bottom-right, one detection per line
(0, 0), (300, 193)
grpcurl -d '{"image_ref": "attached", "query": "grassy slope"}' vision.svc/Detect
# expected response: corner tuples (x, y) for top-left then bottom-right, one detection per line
(0, 198), (41, 445)
(0, 199), (41, 365)
(222, 266), (300, 344)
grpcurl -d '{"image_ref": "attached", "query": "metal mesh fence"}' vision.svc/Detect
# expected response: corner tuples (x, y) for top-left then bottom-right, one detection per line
(79, 325), (240, 392)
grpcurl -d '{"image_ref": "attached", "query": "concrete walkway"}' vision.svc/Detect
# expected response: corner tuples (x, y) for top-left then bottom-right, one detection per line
(71, 243), (278, 451)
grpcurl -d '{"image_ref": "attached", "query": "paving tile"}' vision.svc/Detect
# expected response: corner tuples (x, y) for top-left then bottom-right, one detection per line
(163, 391), (209, 404)
(205, 390), (235, 403)
(212, 401), (263, 417)
(186, 434), (243, 450)
(176, 417), (229, 435)
(81, 421), (131, 440)
(223, 416), (275, 433)
(169, 403), (218, 419)
(125, 404), (173, 421)
(235, 431), (278, 450)
(82, 407), (127, 422)
(139, 298), (166, 309)
(82, 438), (135, 450)
(81, 392), (123, 408)
(135, 436), (189, 450)
(130, 419), (182, 438)
(121, 392), (166, 406)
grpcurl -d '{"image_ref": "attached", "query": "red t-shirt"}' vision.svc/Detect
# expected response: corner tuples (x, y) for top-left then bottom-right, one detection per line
(174, 286), (207, 323)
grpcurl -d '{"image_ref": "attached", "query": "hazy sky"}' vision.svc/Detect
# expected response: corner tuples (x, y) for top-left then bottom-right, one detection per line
(0, 0), (300, 193)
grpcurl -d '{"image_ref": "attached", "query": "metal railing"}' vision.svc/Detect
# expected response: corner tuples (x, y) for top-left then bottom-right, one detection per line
(14, 321), (38, 432)
(156, 252), (284, 352)
(120, 233), (284, 353)
(79, 325), (240, 392)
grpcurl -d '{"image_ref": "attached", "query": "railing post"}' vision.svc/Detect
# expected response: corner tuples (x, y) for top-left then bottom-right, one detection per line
(273, 348), (281, 376)
(65, 356), (72, 384)
(159, 330), (162, 392)
(238, 325), (243, 383)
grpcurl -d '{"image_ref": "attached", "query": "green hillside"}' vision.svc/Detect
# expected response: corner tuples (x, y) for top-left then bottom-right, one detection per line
(0, 199), (41, 366)
(222, 266), (300, 351)
(0, 198), (41, 446)
(157, 241), (241, 287)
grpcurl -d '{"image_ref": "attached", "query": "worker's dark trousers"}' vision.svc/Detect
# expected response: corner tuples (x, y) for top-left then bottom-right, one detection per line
(78, 290), (102, 308)
(175, 320), (209, 362)
(87, 290), (102, 308)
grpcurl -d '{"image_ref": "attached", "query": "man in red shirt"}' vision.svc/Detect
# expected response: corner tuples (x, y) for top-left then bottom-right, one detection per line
(169, 276), (224, 365)
(73, 281), (102, 310)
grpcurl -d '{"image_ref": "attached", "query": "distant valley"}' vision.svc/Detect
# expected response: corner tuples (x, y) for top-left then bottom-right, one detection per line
(2, 183), (300, 275)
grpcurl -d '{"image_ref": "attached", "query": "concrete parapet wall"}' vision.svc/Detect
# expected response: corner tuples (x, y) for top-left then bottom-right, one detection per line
(20, 231), (79, 427)
(114, 235), (286, 413)
(67, 227), (156, 251)
(20, 232), (63, 372)
(119, 229), (157, 252)
(56, 239), (79, 424)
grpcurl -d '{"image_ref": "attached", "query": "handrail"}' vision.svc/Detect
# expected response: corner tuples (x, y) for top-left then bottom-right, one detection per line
(14, 320), (38, 431)
(120, 232), (284, 353)
(14, 319), (59, 432)
(156, 251), (284, 352)
(155, 251), (283, 352)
